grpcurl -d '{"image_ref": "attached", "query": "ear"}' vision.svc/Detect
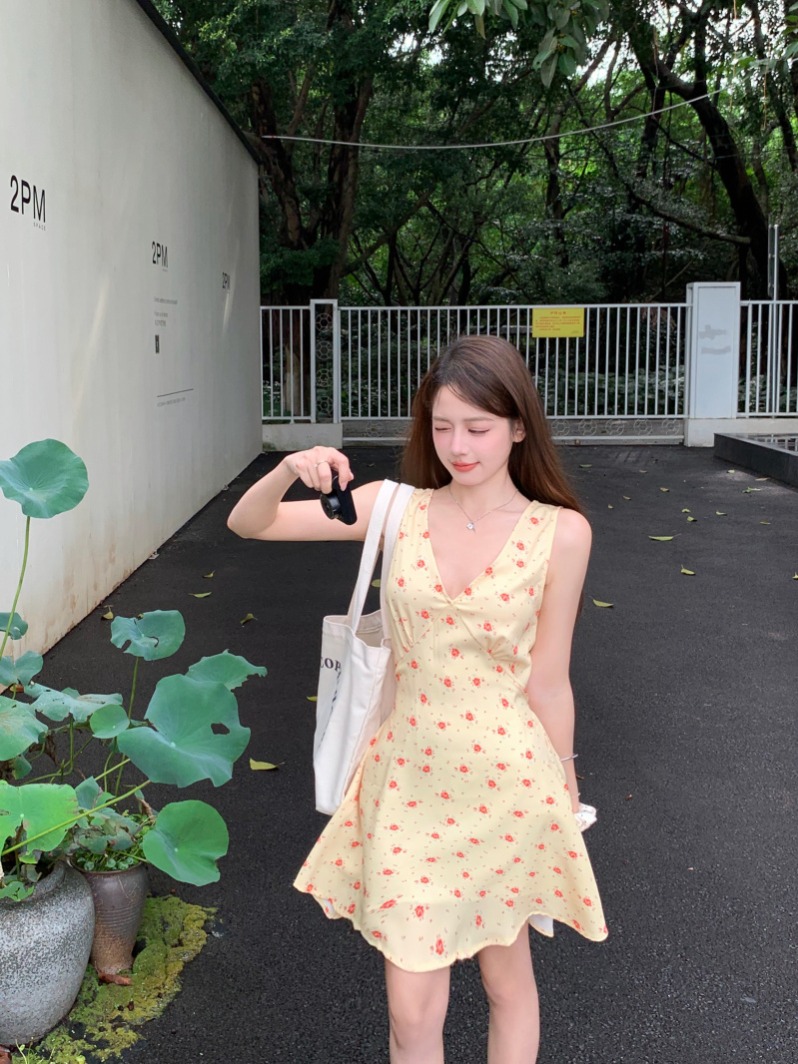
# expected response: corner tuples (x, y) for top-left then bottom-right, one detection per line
(512, 420), (526, 442)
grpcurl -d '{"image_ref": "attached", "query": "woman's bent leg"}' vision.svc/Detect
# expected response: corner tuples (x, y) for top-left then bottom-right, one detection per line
(384, 958), (451, 1064)
(478, 927), (540, 1064)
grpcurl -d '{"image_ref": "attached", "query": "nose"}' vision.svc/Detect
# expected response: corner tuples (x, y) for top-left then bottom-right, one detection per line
(450, 428), (469, 455)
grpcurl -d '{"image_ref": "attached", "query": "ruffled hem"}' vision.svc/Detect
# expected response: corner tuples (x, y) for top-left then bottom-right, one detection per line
(301, 887), (607, 973)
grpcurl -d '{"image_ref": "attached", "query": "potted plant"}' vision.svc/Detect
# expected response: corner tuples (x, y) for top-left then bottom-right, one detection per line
(0, 440), (264, 1044)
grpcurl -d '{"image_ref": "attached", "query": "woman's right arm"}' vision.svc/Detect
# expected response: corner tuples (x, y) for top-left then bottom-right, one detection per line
(226, 447), (383, 542)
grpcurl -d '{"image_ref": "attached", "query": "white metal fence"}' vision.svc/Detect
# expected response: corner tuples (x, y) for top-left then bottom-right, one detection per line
(740, 300), (798, 416)
(262, 301), (688, 438)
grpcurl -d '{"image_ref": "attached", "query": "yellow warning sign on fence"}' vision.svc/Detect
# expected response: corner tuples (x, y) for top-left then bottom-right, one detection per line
(532, 307), (585, 338)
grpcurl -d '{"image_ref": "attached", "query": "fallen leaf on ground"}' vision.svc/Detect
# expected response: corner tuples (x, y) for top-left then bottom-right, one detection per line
(101, 609), (114, 621)
(755, 477), (769, 481)
(592, 599), (614, 608)
(742, 487), (761, 494)
(681, 566), (695, 576)
(371, 578), (381, 588)
(659, 487), (670, 493)
(648, 535), (675, 541)
(623, 495), (631, 501)
(204, 571), (215, 579)
(240, 612), (256, 625)
(793, 574), (798, 581)
(715, 511), (727, 516)
(307, 695), (318, 701)
(250, 758), (280, 771)
(149, 551), (159, 560)
(727, 469), (736, 473)
(190, 592), (212, 599)
(607, 504), (614, 509)
(579, 464), (592, 469)
(687, 516), (697, 523)
(759, 520), (770, 525)
(681, 508), (691, 513)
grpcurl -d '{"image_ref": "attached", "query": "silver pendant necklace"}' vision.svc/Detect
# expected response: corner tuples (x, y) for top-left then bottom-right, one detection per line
(448, 485), (518, 531)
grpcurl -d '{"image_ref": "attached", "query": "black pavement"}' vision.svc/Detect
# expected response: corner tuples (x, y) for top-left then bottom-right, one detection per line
(40, 445), (797, 1064)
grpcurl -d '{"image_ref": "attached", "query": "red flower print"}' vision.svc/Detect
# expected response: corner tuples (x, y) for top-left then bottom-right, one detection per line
(546, 796), (554, 804)
(419, 503), (427, 510)
(459, 765), (469, 773)
(497, 726), (506, 735)
(421, 876), (430, 884)
(407, 800), (418, 807)
(373, 931), (383, 939)
(425, 747), (433, 756)
(420, 693), (428, 704)
(551, 823), (560, 831)
(473, 744), (482, 752)
(351, 841), (361, 848)
(522, 779), (531, 787)
(454, 889), (462, 898)
(504, 835), (514, 843)
(390, 824), (399, 831)
(573, 920), (582, 931)
(415, 905), (425, 918)
(479, 890), (487, 897)
(511, 887), (520, 894)
(410, 660), (418, 669)
(431, 832), (440, 840)
(583, 897), (593, 907)
(335, 859), (343, 867)
(462, 871), (471, 878)
(440, 791), (450, 800)
(456, 851), (465, 858)
(555, 890), (563, 898)
(479, 805), (488, 813)
(420, 609), (430, 619)
(525, 750), (533, 759)
(393, 846), (402, 854)
(537, 844), (545, 851)
(354, 881), (361, 890)
(443, 678), (452, 688)
(530, 516), (539, 524)
(476, 915), (483, 927)
(569, 851), (578, 859)
(485, 567), (493, 575)
(344, 820), (353, 827)
(516, 560), (525, 568)
(495, 665), (504, 673)
(397, 577), (405, 587)
(473, 677), (481, 687)
(535, 897), (543, 905)
(513, 857), (521, 864)
(451, 647), (460, 657)
(422, 765), (431, 773)
(447, 817), (455, 825)
(465, 711), (474, 721)
(417, 559), (426, 568)
(348, 904), (356, 914)
(516, 541), (525, 550)
(501, 698), (509, 708)
(389, 780), (398, 789)
(374, 754), (381, 762)
(435, 583), (443, 593)
(553, 867), (562, 874)
(387, 731), (393, 741)
(495, 868), (504, 875)
(528, 587), (536, 596)
(497, 763), (507, 771)
(506, 900), (514, 908)
(437, 721), (447, 730)
(435, 939), (445, 955)
(369, 737), (377, 748)
(513, 810), (524, 818)
(306, 883), (314, 892)
(381, 899), (396, 910)
(488, 780), (497, 789)
(383, 869), (394, 875)
(500, 593), (510, 602)
(409, 716), (417, 726)
(445, 616), (455, 625)
(397, 757), (406, 766)
(464, 587), (472, 596)
(483, 622), (493, 632)
(469, 837), (480, 845)
(422, 530), (430, 538)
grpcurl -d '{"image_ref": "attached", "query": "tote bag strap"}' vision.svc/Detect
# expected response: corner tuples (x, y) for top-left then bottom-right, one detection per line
(379, 482), (415, 616)
(345, 479), (399, 628)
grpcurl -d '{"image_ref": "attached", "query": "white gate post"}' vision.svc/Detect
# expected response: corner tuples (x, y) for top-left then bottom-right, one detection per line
(684, 282), (741, 446)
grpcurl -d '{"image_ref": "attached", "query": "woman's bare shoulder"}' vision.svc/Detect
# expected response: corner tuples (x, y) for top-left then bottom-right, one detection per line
(551, 507), (591, 559)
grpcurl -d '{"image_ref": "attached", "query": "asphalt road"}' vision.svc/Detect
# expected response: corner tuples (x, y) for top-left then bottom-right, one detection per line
(39, 445), (798, 1064)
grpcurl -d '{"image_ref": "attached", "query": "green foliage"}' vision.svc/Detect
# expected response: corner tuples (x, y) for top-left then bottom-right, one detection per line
(0, 439), (266, 899)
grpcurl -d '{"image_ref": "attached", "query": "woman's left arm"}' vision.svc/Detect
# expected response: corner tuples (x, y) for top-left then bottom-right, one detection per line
(526, 508), (592, 813)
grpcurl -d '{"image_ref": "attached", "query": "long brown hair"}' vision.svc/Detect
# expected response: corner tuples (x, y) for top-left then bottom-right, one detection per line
(400, 335), (583, 514)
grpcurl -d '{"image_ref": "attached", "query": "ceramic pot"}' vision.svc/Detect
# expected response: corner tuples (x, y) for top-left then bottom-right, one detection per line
(82, 864), (149, 975)
(0, 862), (95, 1045)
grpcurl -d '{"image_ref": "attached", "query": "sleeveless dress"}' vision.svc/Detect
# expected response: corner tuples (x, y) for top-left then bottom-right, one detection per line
(295, 488), (607, 972)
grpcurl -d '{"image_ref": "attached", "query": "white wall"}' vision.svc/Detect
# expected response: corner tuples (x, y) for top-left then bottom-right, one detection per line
(0, 0), (261, 653)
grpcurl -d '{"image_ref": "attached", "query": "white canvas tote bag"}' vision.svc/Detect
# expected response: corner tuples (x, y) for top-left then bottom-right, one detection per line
(313, 479), (414, 815)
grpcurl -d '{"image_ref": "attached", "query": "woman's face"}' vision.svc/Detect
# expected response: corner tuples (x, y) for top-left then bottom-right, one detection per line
(430, 385), (524, 488)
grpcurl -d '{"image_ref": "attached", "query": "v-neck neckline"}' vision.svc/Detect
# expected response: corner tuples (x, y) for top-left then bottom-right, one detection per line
(422, 489), (537, 602)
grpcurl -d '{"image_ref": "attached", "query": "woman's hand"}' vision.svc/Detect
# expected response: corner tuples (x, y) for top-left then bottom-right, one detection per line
(282, 447), (354, 495)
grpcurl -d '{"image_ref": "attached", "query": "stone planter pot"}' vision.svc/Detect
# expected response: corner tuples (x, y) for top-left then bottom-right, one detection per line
(82, 864), (149, 977)
(0, 862), (95, 1045)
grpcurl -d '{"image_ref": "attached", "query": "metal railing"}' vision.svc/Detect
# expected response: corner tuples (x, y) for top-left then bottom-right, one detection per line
(740, 300), (798, 416)
(261, 301), (687, 427)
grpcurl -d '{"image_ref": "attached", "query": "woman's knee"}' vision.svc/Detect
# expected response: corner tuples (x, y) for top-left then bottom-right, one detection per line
(479, 933), (536, 1010)
(385, 962), (450, 1045)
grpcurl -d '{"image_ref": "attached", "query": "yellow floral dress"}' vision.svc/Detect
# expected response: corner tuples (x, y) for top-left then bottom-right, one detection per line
(295, 488), (607, 972)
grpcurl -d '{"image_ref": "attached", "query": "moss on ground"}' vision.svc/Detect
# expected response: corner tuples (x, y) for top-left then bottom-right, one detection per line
(15, 895), (213, 1063)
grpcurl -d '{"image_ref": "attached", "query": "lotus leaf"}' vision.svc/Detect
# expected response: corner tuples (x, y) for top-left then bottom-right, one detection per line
(0, 439), (88, 518)
(110, 610), (186, 660)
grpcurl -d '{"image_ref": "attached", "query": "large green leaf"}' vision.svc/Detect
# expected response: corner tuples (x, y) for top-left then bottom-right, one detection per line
(0, 613), (28, 640)
(0, 651), (44, 687)
(142, 800), (229, 886)
(117, 675), (250, 787)
(0, 697), (47, 759)
(27, 684), (123, 724)
(89, 702), (131, 739)
(186, 651), (266, 690)
(110, 611), (186, 661)
(0, 781), (79, 860)
(0, 439), (88, 518)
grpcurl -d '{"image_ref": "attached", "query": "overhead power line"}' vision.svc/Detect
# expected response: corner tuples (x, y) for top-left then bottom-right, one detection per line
(262, 93), (713, 152)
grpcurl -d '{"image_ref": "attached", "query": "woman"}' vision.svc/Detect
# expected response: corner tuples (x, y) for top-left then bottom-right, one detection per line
(228, 335), (607, 1064)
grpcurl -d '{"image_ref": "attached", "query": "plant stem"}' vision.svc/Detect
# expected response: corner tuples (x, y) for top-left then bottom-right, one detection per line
(0, 780), (149, 859)
(0, 516), (31, 660)
(112, 657), (141, 794)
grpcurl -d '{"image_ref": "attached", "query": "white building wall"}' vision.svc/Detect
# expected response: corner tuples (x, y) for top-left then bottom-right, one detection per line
(0, 0), (261, 653)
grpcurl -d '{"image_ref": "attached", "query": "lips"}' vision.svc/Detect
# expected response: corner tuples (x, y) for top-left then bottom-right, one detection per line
(452, 462), (478, 472)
